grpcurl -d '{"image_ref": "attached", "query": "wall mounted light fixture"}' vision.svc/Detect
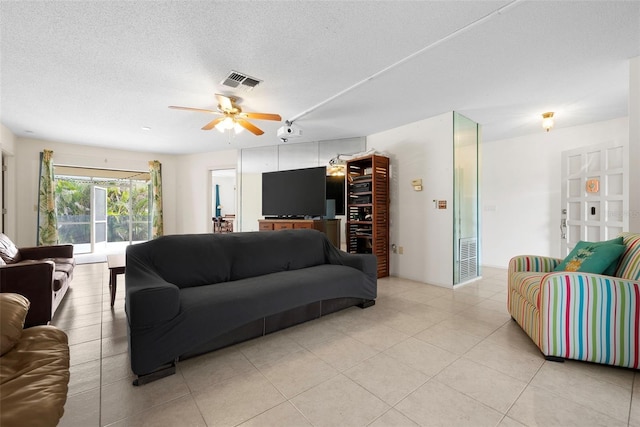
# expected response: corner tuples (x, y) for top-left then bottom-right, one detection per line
(327, 155), (347, 176)
(542, 112), (555, 132)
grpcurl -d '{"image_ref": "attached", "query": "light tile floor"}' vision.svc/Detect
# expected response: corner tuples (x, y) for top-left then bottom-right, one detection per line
(54, 263), (639, 427)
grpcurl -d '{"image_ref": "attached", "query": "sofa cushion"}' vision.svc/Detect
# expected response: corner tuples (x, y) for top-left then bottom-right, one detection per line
(615, 232), (640, 280)
(0, 325), (69, 427)
(0, 233), (22, 264)
(228, 230), (326, 281)
(51, 261), (74, 277)
(0, 293), (30, 356)
(554, 239), (626, 274)
(46, 257), (75, 267)
(509, 271), (548, 308)
(53, 272), (67, 292)
(127, 234), (233, 289)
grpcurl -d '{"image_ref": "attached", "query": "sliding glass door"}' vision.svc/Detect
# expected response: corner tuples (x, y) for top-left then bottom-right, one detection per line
(56, 178), (92, 253)
(55, 173), (151, 254)
(93, 186), (107, 252)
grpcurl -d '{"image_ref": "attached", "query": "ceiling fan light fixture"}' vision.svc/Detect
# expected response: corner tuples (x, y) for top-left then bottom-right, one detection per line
(215, 117), (235, 132)
(541, 112), (554, 132)
(169, 93), (280, 137)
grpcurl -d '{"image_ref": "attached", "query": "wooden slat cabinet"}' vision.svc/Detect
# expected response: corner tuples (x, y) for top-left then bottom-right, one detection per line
(345, 155), (389, 278)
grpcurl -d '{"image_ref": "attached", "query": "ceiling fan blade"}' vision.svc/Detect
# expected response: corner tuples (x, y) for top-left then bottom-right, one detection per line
(236, 118), (264, 135)
(202, 117), (225, 130)
(242, 112), (282, 121)
(215, 94), (234, 112)
(169, 106), (219, 114)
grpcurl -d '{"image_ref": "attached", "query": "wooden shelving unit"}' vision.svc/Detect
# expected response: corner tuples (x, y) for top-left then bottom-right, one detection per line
(345, 154), (389, 278)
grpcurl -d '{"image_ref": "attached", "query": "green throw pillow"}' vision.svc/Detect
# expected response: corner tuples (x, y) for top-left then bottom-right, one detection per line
(554, 238), (625, 274)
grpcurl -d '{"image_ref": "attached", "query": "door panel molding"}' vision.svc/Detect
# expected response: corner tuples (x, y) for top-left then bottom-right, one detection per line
(560, 142), (628, 255)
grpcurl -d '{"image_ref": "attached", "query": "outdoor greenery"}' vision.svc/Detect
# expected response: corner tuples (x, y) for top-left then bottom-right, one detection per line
(56, 179), (91, 244)
(55, 177), (151, 244)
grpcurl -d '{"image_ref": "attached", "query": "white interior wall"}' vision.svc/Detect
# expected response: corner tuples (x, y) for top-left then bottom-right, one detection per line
(175, 150), (237, 234)
(238, 146), (278, 232)
(0, 124), (16, 155)
(212, 174), (236, 217)
(629, 56), (640, 231)
(13, 137), (178, 246)
(0, 125), (17, 236)
(366, 112), (455, 287)
(481, 116), (629, 268)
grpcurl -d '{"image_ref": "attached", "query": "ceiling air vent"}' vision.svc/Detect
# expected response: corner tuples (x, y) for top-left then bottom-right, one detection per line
(220, 70), (262, 91)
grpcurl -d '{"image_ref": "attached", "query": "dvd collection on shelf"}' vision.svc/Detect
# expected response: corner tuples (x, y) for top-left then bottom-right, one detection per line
(345, 154), (389, 278)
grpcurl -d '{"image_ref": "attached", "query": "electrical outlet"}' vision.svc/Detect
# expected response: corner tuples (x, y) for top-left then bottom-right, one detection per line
(398, 246), (404, 255)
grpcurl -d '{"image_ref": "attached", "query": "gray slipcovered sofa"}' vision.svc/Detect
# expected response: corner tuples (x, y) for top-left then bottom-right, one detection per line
(125, 229), (377, 384)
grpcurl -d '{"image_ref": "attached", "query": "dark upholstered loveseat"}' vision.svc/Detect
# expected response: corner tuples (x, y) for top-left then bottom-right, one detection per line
(125, 229), (377, 384)
(0, 234), (75, 327)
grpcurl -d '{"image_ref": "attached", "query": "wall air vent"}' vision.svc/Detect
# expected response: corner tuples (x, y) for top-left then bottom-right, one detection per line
(458, 237), (478, 282)
(220, 70), (262, 91)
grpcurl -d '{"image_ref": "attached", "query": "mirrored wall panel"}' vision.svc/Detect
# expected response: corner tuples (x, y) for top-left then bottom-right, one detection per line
(238, 137), (366, 232)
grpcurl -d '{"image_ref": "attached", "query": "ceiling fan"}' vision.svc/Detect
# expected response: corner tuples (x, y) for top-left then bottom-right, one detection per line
(169, 94), (281, 135)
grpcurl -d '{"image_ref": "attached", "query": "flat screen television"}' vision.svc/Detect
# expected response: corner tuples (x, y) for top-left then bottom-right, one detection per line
(326, 175), (345, 216)
(262, 166), (327, 218)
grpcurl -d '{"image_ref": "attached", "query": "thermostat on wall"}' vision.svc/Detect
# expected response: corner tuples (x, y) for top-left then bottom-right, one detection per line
(433, 200), (447, 209)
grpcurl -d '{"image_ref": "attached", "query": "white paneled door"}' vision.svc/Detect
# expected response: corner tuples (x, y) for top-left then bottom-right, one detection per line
(560, 143), (628, 255)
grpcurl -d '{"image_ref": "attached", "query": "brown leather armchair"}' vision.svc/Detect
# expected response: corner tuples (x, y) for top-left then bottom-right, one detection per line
(0, 234), (75, 327)
(0, 293), (70, 427)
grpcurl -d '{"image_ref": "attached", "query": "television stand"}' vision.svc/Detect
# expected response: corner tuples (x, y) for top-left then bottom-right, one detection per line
(258, 218), (341, 248)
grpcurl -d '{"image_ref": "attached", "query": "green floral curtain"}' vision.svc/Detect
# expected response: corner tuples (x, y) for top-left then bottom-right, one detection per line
(149, 160), (164, 238)
(37, 149), (59, 245)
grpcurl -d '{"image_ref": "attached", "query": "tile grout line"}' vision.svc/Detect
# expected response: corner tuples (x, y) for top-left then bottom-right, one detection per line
(499, 358), (547, 426)
(629, 373), (636, 426)
(99, 270), (105, 427)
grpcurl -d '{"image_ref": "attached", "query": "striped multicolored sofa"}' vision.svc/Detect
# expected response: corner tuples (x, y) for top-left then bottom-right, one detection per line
(508, 232), (640, 369)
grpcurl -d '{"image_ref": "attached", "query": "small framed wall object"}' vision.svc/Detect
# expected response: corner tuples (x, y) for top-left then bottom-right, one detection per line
(586, 178), (599, 193)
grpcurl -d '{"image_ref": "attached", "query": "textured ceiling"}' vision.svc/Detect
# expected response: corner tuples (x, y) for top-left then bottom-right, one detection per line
(1, 1), (639, 154)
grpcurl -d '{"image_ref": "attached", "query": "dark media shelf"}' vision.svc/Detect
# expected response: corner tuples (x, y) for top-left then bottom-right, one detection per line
(263, 216), (305, 220)
(351, 177), (373, 183)
(345, 154), (389, 278)
(258, 219), (340, 248)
